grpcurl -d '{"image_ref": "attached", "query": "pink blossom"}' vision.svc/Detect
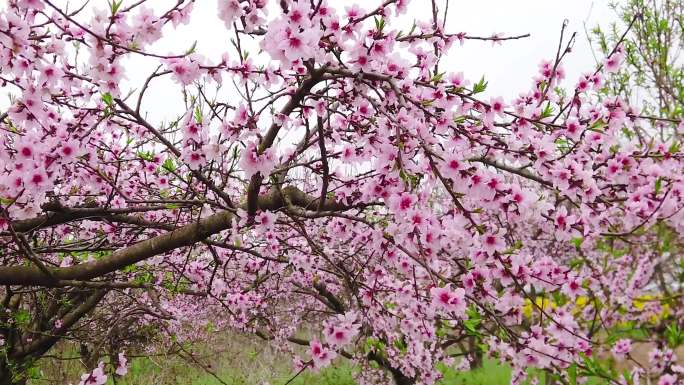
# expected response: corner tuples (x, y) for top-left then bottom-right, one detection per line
(2, 1), (684, 383)
(564, 117), (584, 140)
(604, 52), (625, 73)
(658, 374), (678, 385)
(448, 72), (469, 88)
(217, 0), (243, 27)
(239, 142), (276, 179)
(490, 97), (506, 117)
(430, 286), (467, 316)
(389, 192), (416, 214)
(612, 339), (632, 360)
(480, 232), (506, 255)
(115, 352), (128, 376)
(324, 312), (360, 347)
(78, 362), (107, 385)
(562, 277), (585, 300)
(165, 57), (201, 86)
(181, 150), (206, 170)
(309, 339), (336, 369)
(441, 154), (464, 181)
(17, 0), (44, 10)
(256, 211), (278, 231)
(170, 3), (193, 27)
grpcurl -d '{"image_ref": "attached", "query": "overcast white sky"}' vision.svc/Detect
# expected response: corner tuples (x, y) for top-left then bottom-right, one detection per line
(442, 0), (613, 95)
(120, 0), (617, 123)
(1, 1), (619, 123)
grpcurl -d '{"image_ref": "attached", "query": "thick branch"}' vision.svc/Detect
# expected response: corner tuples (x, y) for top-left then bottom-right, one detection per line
(0, 187), (359, 286)
(12, 289), (107, 358)
(246, 67), (327, 215)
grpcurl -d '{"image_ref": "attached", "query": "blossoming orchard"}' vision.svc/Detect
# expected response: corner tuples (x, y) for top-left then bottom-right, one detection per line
(0, 0), (683, 384)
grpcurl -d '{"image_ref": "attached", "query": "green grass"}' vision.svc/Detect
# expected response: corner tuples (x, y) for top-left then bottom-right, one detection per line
(31, 350), (534, 385)
(108, 357), (357, 385)
(103, 356), (518, 385)
(31, 334), (612, 385)
(438, 359), (512, 385)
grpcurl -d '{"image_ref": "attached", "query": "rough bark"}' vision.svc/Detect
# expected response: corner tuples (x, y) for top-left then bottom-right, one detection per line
(0, 186), (358, 286)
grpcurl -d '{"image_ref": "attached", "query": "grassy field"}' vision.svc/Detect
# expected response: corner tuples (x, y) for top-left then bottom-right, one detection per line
(32, 347), (519, 385)
(30, 334), (538, 385)
(105, 357), (515, 385)
(58, 356), (515, 385)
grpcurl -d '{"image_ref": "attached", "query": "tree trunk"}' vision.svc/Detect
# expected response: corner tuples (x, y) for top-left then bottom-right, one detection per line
(0, 361), (28, 385)
(367, 351), (416, 385)
(390, 369), (416, 385)
(469, 336), (483, 369)
(0, 290), (107, 385)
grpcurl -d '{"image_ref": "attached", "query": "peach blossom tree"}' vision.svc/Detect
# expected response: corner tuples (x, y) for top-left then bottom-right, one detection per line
(0, 1), (683, 384)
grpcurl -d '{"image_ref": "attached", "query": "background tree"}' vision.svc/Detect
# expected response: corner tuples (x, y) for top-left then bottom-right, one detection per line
(590, 0), (683, 130)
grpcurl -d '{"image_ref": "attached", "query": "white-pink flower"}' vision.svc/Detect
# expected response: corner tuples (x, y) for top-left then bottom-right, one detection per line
(239, 142), (276, 179)
(612, 339), (632, 360)
(256, 211), (278, 231)
(658, 374), (678, 385)
(604, 51), (625, 73)
(323, 312), (360, 347)
(165, 57), (201, 86)
(115, 352), (128, 376)
(480, 231), (506, 255)
(217, 0), (243, 27)
(431, 286), (467, 316)
(78, 362), (107, 385)
(309, 339), (336, 369)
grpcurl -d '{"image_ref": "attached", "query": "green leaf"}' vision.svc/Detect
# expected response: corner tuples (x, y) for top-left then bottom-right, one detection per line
(162, 158), (176, 172)
(373, 17), (386, 32)
(101, 92), (113, 106)
(0, 197), (15, 205)
(473, 76), (488, 94)
(14, 309), (30, 325)
(540, 103), (554, 119)
(464, 306), (483, 337)
(589, 119), (606, 130)
(109, 0), (123, 15)
(392, 338), (407, 353)
(569, 257), (584, 269)
(579, 353), (613, 380)
(194, 106), (203, 124)
(431, 72), (445, 84)
(185, 41), (198, 55)
(26, 366), (42, 380)
(655, 177), (663, 195)
(571, 237), (584, 250)
(137, 151), (154, 161)
(568, 363), (577, 385)
(665, 323), (684, 347)
(453, 115), (466, 124)
(463, 318), (482, 337)
(668, 141), (680, 154)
